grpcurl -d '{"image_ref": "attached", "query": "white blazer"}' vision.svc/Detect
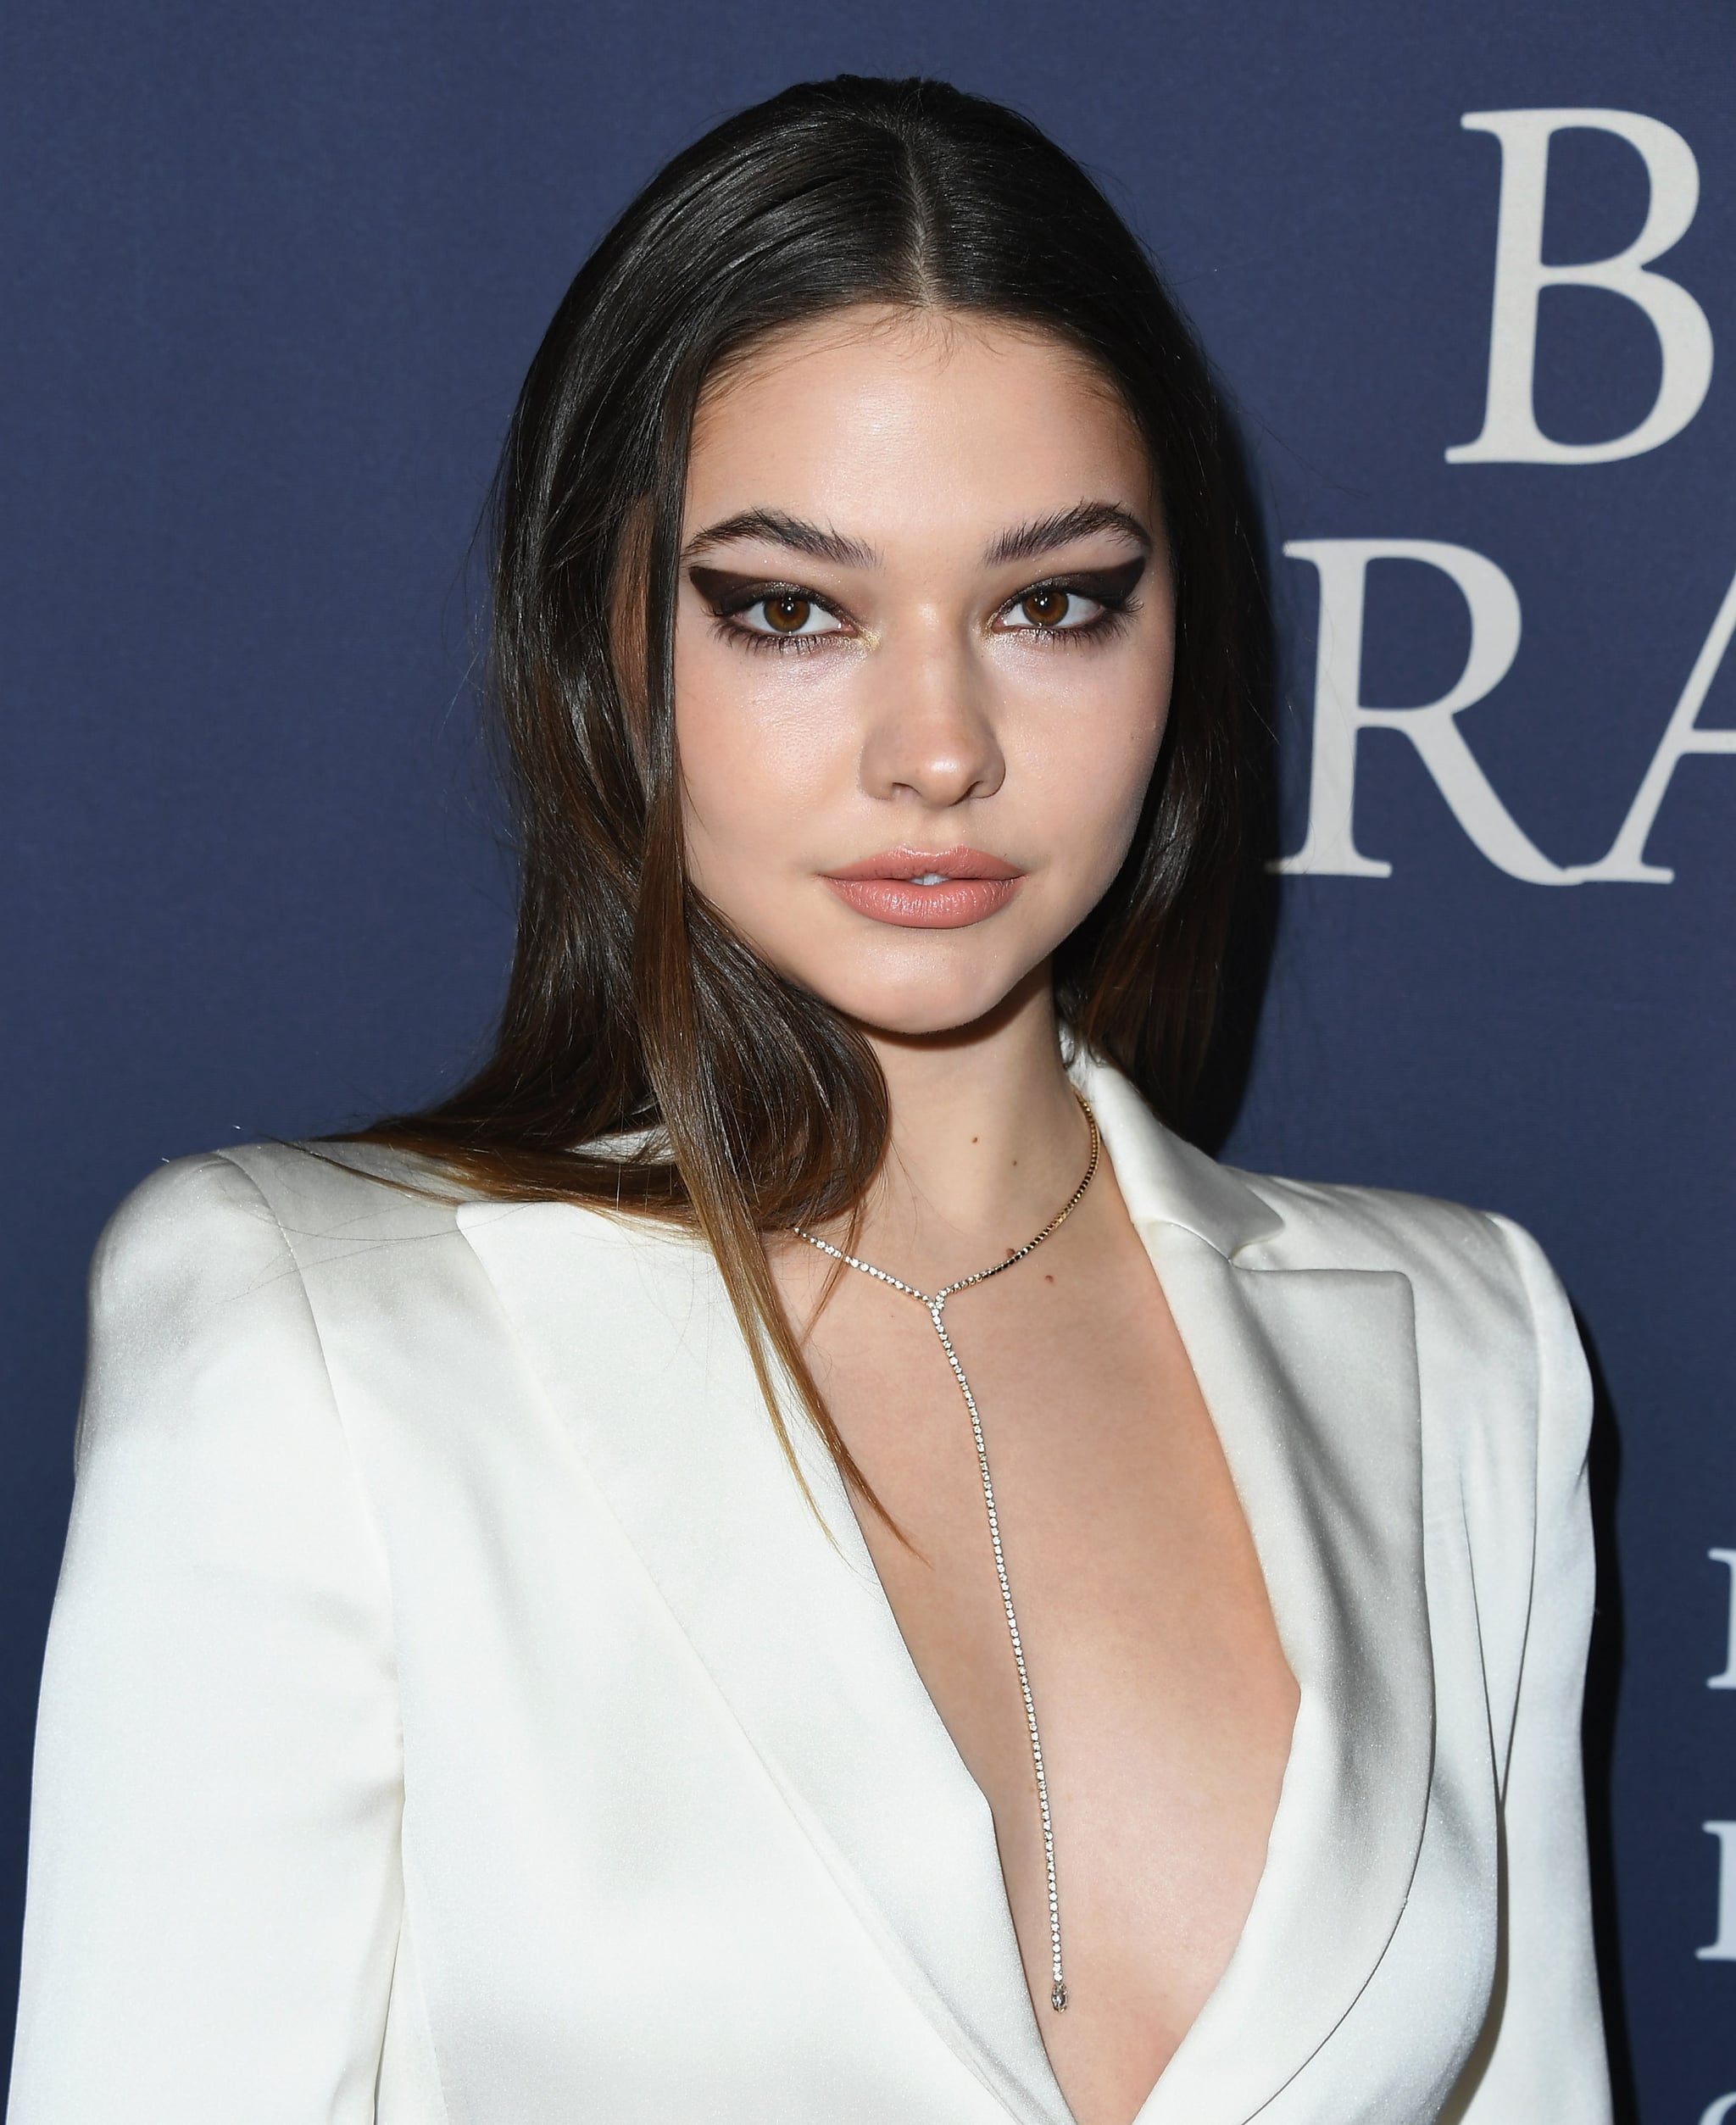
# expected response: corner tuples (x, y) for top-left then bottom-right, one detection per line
(8, 1054), (1611, 2125)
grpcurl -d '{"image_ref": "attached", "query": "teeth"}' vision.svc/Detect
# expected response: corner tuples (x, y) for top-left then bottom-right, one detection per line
(910, 871), (949, 885)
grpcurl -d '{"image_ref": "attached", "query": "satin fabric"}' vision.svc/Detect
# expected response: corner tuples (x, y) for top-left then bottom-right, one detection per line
(8, 1054), (1611, 2123)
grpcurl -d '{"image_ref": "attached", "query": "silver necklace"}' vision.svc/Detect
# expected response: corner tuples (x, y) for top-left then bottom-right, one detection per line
(793, 1089), (1099, 2014)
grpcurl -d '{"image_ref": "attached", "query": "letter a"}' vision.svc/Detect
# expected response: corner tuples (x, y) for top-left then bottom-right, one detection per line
(1275, 540), (1573, 882)
(1449, 109), (1712, 464)
(1570, 565), (1736, 882)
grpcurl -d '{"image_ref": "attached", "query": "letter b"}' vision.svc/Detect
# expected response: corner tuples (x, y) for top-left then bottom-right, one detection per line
(1449, 109), (1712, 464)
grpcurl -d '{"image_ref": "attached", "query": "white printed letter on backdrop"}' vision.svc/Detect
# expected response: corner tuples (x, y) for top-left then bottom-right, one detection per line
(1568, 567), (1736, 882)
(1275, 540), (1574, 881)
(1700, 1823), (1736, 1961)
(1449, 108), (1712, 464)
(1709, 1549), (1736, 1690)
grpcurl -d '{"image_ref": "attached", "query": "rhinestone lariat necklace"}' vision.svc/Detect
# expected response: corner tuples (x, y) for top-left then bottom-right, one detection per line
(793, 1088), (1099, 2014)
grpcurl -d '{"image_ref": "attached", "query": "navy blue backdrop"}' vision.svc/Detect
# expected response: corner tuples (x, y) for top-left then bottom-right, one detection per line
(3, 4), (1732, 2117)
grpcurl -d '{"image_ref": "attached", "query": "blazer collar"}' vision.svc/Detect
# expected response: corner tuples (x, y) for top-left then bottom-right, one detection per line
(1067, 1052), (1285, 1260)
(1066, 1059), (1433, 2125)
(456, 1194), (1072, 2125)
(460, 1065), (1432, 2125)
(1130, 1232), (1432, 2125)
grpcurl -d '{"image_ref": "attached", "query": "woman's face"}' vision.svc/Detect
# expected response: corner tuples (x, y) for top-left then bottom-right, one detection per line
(671, 303), (1175, 1040)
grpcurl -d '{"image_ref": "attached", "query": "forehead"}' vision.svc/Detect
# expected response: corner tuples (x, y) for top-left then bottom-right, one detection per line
(685, 305), (1152, 542)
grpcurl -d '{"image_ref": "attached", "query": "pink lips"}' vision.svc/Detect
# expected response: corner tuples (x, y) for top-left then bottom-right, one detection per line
(821, 846), (1024, 929)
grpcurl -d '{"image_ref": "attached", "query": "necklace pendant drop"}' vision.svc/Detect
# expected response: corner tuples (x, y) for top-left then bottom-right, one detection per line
(793, 1088), (1099, 2021)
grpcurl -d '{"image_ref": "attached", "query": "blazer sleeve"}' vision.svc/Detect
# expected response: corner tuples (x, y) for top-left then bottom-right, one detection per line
(8, 1154), (403, 2124)
(1450, 1212), (1613, 2125)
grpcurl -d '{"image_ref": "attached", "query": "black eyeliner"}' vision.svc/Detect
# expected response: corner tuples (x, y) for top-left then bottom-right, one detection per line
(1016, 554), (1148, 606)
(688, 564), (848, 618)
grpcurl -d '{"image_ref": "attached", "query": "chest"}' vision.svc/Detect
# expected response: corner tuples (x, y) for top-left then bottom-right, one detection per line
(380, 1196), (1495, 2124)
(790, 1228), (1300, 2111)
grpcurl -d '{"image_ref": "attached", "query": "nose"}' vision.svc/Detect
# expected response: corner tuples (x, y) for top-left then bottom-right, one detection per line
(857, 612), (1006, 809)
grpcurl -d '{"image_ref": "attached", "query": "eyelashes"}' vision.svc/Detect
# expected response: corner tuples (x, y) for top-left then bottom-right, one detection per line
(710, 586), (849, 653)
(688, 559), (1146, 659)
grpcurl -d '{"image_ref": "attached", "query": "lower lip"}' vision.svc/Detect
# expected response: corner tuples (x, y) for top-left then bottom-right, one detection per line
(823, 876), (1021, 928)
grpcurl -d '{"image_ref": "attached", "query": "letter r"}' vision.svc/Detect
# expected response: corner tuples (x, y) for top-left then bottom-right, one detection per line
(1274, 540), (1574, 882)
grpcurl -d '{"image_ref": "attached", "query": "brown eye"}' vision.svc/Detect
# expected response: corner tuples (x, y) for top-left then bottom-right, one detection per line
(722, 587), (847, 645)
(1020, 587), (1071, 627)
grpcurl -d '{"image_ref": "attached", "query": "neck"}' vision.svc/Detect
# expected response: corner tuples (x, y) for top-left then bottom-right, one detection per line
(851, 965), (1093, 1279)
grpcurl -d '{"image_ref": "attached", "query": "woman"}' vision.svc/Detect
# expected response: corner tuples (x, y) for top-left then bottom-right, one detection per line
(8, 74), (1610, 2125)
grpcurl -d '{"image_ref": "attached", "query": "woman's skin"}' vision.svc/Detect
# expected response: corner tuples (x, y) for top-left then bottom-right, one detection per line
(672, 303), (1299, 2125)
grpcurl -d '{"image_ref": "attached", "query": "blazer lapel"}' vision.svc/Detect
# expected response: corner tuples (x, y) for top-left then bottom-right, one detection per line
(457, 1198), (1072, 2125)
(460, 1054), (1433, 2125)
(1077, 1061), (1435, 2125)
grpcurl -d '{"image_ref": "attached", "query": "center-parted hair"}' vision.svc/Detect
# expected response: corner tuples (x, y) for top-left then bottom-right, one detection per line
(353, 74), (1268, 1513)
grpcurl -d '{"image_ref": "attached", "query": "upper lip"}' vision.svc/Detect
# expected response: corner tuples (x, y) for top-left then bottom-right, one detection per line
(823, 845), (1023, 882)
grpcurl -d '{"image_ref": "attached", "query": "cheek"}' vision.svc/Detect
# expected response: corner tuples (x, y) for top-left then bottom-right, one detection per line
(1010, 656), (1172, 894)
(672, 631), (846, 887)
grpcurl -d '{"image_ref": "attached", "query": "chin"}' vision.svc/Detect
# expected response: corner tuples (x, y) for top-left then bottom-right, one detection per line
(802, 957), (1033, 1043)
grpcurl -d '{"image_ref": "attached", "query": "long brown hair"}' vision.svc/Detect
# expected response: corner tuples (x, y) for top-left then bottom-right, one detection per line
(348, 75), (1267, 1514)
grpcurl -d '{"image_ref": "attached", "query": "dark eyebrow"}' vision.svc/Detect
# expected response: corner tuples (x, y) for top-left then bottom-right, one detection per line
(681, 508), (879, 570)
(681, 498), (1151, 573)
(983, 502), (1153, 568)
